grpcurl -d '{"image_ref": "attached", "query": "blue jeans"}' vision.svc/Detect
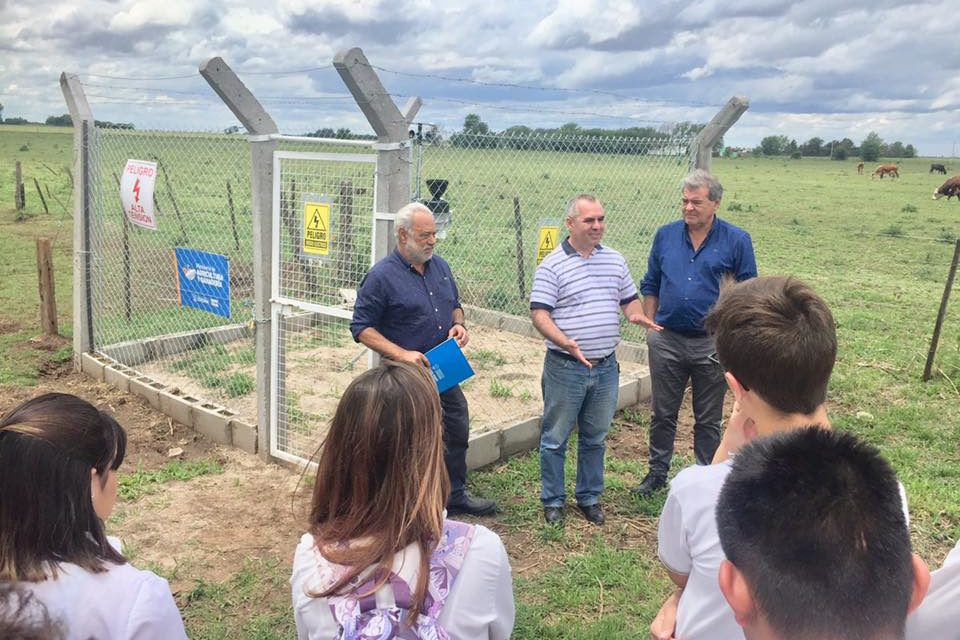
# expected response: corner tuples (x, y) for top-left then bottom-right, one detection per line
(540, 349), (619, 508)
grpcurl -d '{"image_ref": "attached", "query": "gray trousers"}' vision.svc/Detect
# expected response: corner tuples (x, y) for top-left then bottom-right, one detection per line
(646, 328), (726, 477)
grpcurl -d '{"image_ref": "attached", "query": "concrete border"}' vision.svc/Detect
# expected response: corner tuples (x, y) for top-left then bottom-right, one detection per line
(81, 309), (648, 467)
(79, 351), (257, 454)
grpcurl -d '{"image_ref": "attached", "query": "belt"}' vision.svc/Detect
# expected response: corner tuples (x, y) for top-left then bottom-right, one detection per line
(548, 349), (614, 366)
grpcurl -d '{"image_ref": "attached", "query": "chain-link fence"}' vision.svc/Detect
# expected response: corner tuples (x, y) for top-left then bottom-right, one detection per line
(86, 126), (258, 422)
(409, 131), (696, 433)
(82, 123), (696, 462)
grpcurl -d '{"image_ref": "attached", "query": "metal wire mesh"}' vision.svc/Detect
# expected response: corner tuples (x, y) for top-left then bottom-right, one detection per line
(411, 131), (697, 431)
(87, 126), (257, 420)
(270, 141), (377, 463)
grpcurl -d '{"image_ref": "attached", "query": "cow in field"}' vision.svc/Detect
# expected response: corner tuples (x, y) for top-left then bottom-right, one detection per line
(857, 162), (864, 174)
(930, 163), (947, 174)
(932, 175), (960, 201)
(872, 164), (900, 179)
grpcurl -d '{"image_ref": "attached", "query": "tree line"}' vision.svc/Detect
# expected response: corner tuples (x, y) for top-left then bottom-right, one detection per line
(441, 114), (716, 155)
(754, 132), (916, 161)
(0, 107), (134, 130)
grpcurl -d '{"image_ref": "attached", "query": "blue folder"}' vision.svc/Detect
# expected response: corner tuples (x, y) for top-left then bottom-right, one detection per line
(425, 337), (475, 393)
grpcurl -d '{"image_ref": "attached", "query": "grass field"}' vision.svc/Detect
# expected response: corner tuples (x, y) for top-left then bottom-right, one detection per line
(2, 124), (960, 638)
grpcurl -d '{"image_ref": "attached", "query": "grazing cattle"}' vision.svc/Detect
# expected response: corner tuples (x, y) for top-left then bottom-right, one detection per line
(932, 175), (960, 201)
(857, 162), (864, 174)
(930, 163), (947, 174)
(872, 164), (900, 179)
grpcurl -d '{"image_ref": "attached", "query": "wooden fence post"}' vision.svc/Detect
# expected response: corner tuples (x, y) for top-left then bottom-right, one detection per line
(15, 161), (25, 210)
(923, 239), (960, 381)
(36, 237), (59, 335)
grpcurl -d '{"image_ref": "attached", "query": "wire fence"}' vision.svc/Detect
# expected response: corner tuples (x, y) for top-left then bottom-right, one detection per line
(83, 124), (696, 460)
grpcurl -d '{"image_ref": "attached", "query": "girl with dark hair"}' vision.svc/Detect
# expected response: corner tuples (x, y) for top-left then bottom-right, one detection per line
(0, 392), (187, 639)
(290, 361), (515, 639)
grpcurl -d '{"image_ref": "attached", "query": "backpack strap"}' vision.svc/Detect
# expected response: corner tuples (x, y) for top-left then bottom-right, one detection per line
(327, 520), (477, 638)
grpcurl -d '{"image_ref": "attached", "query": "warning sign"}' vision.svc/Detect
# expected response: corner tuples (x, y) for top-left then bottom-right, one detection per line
(536, 226), (560, 264)
(119, 159), (158, 230)
(303, 202), (330, 256)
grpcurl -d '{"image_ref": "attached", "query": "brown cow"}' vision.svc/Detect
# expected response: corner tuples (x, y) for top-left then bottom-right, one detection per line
(857, 162), (864, 174)
(932, 175), (960, 201)
(872, 164), (899, 179)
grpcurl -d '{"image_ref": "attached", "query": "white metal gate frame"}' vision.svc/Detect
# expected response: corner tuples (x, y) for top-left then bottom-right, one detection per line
(268, 144), (380, 465)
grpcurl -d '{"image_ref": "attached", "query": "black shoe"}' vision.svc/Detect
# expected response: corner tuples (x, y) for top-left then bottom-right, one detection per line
(543, 506), (564, 525)
(577, 503), (605, 525)
(632, 473), (667, 497)
(447, 493), (498, 517)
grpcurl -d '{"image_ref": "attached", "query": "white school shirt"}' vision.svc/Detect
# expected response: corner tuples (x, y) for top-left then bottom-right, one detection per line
(658, 461), (912, 640)
(906, 540), (960, 639)
(291, 523), (515, 640)
(26, 539), (187, 640)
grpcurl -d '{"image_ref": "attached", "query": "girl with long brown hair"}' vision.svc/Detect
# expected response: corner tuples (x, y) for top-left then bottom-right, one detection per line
(291, 361), (514, 638)
(0, 392), (186, 639)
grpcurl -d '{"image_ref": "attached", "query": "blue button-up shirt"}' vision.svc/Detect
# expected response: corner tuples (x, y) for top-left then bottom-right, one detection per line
(350, 248), (462, 353)
(640, 217), (757, 335)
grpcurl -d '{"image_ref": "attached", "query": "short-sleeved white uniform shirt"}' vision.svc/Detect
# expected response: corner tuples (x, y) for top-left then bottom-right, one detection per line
(906, 540), (960, 639)
(658, 460), (912, 640)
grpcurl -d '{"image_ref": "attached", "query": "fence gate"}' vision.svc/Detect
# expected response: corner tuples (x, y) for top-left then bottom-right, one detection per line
(270, 144), (378, 465)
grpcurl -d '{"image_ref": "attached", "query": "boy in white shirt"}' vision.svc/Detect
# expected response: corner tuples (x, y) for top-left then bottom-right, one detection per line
(652, 276), (836, 640)
(716, 427), (929, 640)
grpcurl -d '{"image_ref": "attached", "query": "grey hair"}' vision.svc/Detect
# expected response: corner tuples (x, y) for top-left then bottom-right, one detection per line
(395, 202), (434, 235)
(682, 169), (723, 202)
(565, 193), (601, 222)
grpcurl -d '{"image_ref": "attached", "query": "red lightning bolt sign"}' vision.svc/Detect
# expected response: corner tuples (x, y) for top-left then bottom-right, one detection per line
(132, 177), (141, 203)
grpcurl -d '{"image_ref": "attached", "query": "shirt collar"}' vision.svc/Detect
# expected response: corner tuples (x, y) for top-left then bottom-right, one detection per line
(392, 247), (431, 271)
(561, 237), (603, 256)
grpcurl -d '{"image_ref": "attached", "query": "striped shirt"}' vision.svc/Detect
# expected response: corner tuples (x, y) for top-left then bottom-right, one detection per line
(530, 238), (639, 359)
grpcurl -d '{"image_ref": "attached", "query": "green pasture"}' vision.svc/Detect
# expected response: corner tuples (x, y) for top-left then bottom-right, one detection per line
(2, 125), (960, 638)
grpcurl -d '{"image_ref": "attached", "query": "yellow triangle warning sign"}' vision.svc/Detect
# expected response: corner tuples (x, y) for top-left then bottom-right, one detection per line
(304, 201), (331, 256)
(307, 209), (327, 231)
(536, 226), (560, 265)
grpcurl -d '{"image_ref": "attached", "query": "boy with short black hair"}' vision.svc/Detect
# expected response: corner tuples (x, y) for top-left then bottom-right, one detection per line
(717, 427), (929, 640)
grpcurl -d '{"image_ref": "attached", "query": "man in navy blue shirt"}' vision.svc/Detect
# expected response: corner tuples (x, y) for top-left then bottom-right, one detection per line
(350, 202), (497, 517)
(633, 170), (757, 496)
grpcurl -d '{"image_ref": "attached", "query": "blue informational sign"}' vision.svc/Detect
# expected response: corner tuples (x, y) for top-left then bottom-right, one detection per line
(175, 248), (231, 319)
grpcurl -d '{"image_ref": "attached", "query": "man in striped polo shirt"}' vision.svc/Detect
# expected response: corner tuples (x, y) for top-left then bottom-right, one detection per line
(530, 194), (662, 525)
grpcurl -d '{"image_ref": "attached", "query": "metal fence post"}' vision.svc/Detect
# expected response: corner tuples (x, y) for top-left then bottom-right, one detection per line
(59, 73), (95, 369)
(200, 57), (279, 460)
(334, 47), (421, 262)
(692, 96), (749, 171)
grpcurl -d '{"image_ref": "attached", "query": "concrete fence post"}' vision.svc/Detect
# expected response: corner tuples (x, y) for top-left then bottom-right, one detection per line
(692, 96), (749, 172)
(59, 73), (95, 369)
(200, 57), (279, 460)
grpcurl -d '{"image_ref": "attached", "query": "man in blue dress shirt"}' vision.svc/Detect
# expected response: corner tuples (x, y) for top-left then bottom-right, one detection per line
(350, 202), (497, 516)
(633, 170), (757, 496)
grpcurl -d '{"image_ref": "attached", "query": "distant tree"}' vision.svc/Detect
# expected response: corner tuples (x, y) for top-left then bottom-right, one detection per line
(904, 144), (916, 158)
(786, 138), (798, 154)
(95, 120), (134, 129)
(0, 102), (4, 123)
(760, 135), (790, 156)
(306, 127), (335, 138)
(859, 131), (884, 162)
(224, 125), (240, 134)
(463, 113), (489, 135)
(45, 113), (72, 126)
(335, 127), (352, 139)
(4, 117), (30, 125)
(887, 141), (906, 157)
(801, 137), (824, 156)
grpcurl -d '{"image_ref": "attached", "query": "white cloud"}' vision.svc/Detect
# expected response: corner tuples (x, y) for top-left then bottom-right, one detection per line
(108, 0), (194, 32)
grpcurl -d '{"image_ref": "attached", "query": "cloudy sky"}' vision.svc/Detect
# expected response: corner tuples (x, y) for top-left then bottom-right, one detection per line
(2, 0), (958, 155)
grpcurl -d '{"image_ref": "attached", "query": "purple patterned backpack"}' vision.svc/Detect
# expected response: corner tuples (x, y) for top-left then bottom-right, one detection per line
(327, 520), (476, 640)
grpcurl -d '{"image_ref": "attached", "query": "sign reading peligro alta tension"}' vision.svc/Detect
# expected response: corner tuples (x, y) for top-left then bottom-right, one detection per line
(119, 159), (158, 230)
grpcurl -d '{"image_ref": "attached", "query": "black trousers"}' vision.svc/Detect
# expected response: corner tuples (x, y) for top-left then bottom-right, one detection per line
(440, 384), (470, 504)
